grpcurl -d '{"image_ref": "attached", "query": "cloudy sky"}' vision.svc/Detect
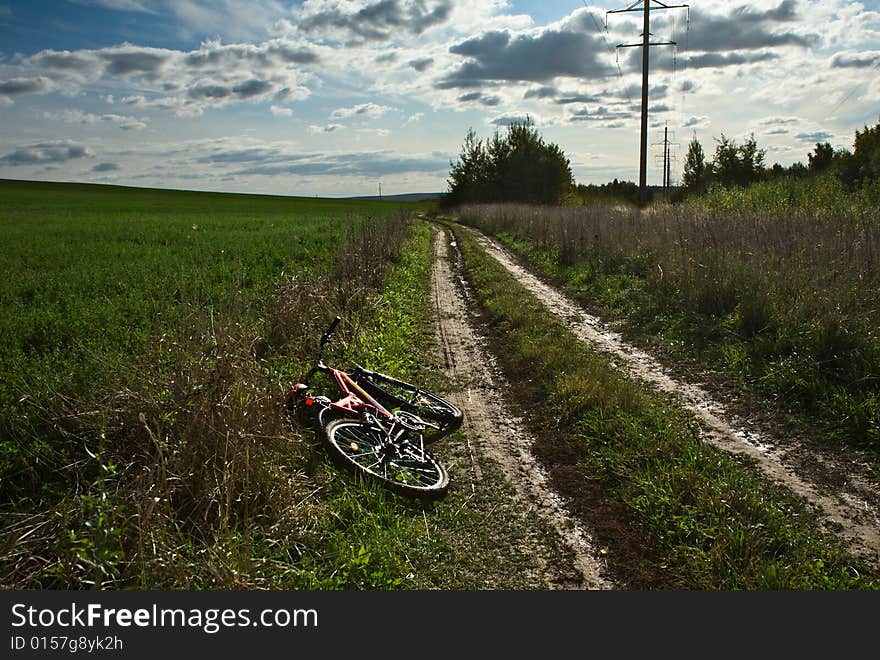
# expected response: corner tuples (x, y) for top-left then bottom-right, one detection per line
(1, 0), (878, 196)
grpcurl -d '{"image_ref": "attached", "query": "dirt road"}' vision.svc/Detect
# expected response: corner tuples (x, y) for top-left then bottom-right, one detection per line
(429, 225), (616, 589)
(455, 224), (880, 567)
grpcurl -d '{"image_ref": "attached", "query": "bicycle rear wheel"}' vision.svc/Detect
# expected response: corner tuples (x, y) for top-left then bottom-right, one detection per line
(353, 368), (462, 439)
(323, 418), (449, 499)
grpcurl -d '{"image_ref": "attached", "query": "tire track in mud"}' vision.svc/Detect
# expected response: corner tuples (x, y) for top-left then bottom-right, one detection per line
(429, 225), (616, 590)
(465, 226), (880, 567)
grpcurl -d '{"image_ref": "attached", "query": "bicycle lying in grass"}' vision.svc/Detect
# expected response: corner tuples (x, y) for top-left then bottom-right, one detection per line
(285, 317), (462, 499)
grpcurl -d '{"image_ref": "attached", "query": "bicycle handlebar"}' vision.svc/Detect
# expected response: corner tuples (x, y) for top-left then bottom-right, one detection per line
(302, 316), (342, 384)
(320, 316), (342, 346)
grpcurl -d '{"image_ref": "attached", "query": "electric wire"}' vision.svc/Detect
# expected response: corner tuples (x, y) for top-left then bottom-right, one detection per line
(583, 1), (635, 109)
(825, 55), (880, 121)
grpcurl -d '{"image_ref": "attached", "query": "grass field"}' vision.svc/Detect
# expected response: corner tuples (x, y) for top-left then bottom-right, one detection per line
(0, 180), (436, 587)
(0, 180), (572, 590)
(0, 180), (417, 499)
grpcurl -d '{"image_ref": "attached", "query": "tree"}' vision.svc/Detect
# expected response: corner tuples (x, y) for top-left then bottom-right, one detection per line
(851, 118), (880, 184)
(575, 179), (641, 206)
(682, 135), (709, 193)
(808, 142), (835, 173)
(446, 128), (490, 206)
(711, 133), (765, 188)
(445, 119), (574, 206)
(830, 117), (880, 190)
(738, 133), (766, 184)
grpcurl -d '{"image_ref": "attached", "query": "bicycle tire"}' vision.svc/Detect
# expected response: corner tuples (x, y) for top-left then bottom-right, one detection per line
(323, 418), (449, 499)
(353, 368), (463, 439)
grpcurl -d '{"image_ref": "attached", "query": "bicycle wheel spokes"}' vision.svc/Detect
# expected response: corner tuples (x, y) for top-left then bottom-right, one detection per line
(324, 419), (448, 498)
(412, 394), (454, 418)
(331, 424), (388, 473)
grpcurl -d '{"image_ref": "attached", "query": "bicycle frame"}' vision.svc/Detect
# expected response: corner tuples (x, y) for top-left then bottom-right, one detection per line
(290, 317), (437, 448)
(302, 362), (393, 425)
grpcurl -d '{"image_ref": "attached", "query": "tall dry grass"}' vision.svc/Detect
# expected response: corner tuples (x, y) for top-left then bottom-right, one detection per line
(456, 185), (880, 451)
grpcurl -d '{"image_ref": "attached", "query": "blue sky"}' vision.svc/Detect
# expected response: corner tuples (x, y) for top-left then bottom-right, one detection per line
(1, 0), (879, 196)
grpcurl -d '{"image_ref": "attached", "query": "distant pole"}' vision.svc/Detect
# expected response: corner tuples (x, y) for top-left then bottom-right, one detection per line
(664, 123), (670, 192)
(665, 124), (672, 193)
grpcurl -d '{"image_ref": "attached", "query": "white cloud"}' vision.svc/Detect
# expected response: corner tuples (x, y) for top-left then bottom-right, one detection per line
(67, 0), (157, 13)
(23, 39), (315, 116)
(270, 105), (293, 117)
(683, 116), (711, 128)
(0, 76), (55, 100)
(0, 140), (93, 165)
(309, 123), (344, 133)
(356, 127), (392, 136)
(43, 109), (149, 130)
(331, 102), (395, 119)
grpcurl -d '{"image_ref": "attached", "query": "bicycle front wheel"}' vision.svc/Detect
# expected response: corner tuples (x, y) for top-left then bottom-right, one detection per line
(323, 418), (449, 499)
(353, 368), (463, 439)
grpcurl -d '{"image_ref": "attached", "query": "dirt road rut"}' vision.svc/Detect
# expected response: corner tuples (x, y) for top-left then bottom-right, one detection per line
(430, 226), (616, 589)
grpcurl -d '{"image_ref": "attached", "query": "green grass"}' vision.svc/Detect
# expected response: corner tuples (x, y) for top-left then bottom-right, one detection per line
(452, 223), (878, 589)
(0, 180), (420, 498)
(0, 180), (426, 587)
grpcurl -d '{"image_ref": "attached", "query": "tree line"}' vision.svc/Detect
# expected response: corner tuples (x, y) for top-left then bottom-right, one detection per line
(444, 116), (880, 207)
(681, 117), (880, 197)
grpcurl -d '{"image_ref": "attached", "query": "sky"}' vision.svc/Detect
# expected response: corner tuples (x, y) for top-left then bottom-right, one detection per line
(0, 0), (879, 197)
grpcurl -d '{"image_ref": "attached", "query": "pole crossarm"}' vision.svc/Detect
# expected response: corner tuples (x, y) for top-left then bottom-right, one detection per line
(607, 1), (689, 15)
(617, 41), (676, 48)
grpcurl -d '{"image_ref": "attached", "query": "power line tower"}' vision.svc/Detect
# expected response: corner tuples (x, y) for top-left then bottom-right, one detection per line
(608, 0), (688, 206)
(652, 122), (679, 195)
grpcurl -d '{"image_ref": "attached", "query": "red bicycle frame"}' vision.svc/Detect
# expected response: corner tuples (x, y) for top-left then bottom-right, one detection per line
(289, 315), (438, 437)
(314, 366), (394, 419)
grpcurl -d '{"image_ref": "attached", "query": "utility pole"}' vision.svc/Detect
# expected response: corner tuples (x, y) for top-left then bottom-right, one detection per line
(653, 121), (678, 197)
(662, 123), (668, 189)
(608, 1), (688, 206)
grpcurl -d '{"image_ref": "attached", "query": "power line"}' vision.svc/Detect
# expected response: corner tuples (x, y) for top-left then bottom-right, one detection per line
(582, 1), (634, 108)
(826, 56), (880, 121)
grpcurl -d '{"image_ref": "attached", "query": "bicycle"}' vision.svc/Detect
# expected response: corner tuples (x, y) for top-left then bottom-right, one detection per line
(285, 316), (462, 499)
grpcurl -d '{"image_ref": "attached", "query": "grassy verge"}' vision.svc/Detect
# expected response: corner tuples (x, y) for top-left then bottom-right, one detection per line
(0, 178), (422, 588)
(452, 223), (878, 589)
(454, 194), (880, 464)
